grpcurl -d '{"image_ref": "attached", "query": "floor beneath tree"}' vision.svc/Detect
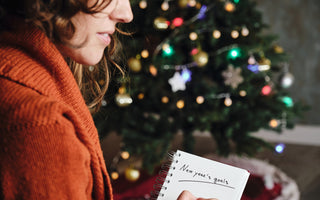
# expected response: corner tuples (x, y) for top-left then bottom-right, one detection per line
(189, 135), (320, 200)
(254, 144), (320, 200)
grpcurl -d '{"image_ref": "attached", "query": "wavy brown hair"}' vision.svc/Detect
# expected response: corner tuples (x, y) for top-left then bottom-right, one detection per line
(0, 0), (126, 113)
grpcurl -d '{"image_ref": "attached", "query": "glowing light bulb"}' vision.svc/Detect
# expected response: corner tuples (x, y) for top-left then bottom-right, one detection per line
(269, 119), (279, 128)
(188, 0), (197, 7)
(224, 97), (232, 107)
(149, 65), (157, 76)
(275, 143), (285, 154)
(190, 48), (199, 55)
(111, 172), (119, 180)
(162, 96), (169, 103)
(196, 96), (205, 104)
(181, 68), (192, 82)
(241, 27), (249, 36)
(281, 96), (294, 107)
(212, 30), (221, 39)
(162, 44), (174, 56)
(189, 32), (198, 40)
(138, 93), (144, 100)
(227, 48), (241, 60)
(239, 90), (247, 97)
(225, 2), (235, 12)
(139, 0), (147, 9)
(172, 17), (184, 27)
(121, 151), (130, 159)
(141, 49), (149, 58)
(176, 100), (185, 109)
(231, 30), (239, 39)
(261, 85), (272, 95)
(161, 1), (169, 11)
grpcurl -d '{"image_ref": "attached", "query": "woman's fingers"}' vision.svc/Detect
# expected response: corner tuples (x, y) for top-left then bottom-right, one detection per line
(177, 190), (218, 200)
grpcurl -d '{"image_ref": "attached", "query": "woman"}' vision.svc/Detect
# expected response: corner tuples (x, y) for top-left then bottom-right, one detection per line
(0, 0), (216, 199)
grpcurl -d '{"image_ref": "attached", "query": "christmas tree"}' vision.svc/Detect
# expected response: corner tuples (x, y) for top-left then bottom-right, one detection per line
(94, 0), (306, 173)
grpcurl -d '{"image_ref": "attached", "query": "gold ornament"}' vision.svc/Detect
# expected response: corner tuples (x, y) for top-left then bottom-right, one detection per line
(154, 17), (169, 30)
(273, 45), (284, 54)
(259, 57), (271, 66)
(115, 93), (133, 107)
(128, 57), (142, 72)
(124, 167), (140, 182)
(193, 50), (209, 67)
(178, 0), (189, 8)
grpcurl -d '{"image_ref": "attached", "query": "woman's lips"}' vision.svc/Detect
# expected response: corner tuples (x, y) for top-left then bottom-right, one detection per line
(97, 33), (111, 45)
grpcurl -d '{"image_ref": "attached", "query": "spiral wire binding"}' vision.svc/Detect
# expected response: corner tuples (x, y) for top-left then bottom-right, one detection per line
(150, 151), (181, 200)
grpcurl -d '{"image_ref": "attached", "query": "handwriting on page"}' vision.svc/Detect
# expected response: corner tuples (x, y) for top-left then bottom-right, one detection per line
(178, 164), (235, 189)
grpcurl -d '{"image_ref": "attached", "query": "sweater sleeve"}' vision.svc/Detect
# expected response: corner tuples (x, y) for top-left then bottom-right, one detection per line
(0, 102), (94, 199)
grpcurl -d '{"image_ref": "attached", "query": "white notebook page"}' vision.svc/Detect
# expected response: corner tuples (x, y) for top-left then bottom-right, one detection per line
(157, 150), (250, 200)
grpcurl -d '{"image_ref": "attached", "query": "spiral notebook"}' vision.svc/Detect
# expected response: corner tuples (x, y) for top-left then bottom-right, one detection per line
(153, 150), (250, 200)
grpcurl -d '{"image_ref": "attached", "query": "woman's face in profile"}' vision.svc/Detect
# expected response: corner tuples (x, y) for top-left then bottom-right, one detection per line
(57, 0), (133, 66)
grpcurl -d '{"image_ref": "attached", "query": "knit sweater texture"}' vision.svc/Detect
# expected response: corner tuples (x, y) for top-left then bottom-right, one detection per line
(0, 22), (113, 200)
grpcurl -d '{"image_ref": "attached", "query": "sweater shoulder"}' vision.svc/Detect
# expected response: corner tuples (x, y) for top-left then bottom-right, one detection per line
(0, 77), (70, 129)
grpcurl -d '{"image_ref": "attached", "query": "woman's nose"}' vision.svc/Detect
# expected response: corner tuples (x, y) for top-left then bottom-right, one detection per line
(110, 0), (133, 23)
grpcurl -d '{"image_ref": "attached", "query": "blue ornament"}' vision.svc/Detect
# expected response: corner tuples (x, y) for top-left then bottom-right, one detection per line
(197, 5), (207, 20)
(247, 64), (259, 73)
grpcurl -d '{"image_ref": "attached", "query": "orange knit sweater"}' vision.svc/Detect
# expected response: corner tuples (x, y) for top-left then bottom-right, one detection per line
(0, 22), (113, 200)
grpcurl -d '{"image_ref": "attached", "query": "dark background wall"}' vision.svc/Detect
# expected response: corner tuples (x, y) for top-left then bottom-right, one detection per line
(256, 0), (320, 125)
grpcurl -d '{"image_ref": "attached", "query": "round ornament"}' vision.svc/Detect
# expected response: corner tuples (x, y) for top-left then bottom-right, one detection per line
(178, 0), (189, 8)
(128, 57), (142, 72)
(193, 50), (209, 67)
(124, 167), (140, 182)
(115, 93), (133, 107)
(280, 72), (294, 88)
(154, 17), (169, 30)
(259, 57), (271, 66)
(273, 45), (284, 54)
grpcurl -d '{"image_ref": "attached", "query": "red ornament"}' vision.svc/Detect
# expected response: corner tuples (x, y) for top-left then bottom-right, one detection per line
(172, 17), (184, 27)
(261, 85), (272, 95)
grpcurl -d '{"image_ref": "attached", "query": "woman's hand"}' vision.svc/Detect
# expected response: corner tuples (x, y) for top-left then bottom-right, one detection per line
(177, 190), (218, 200)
